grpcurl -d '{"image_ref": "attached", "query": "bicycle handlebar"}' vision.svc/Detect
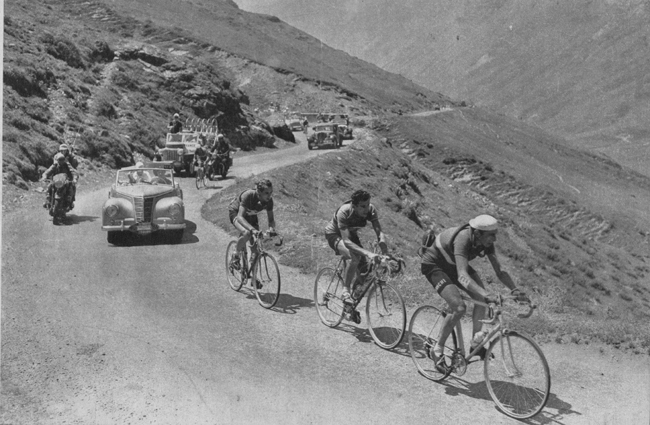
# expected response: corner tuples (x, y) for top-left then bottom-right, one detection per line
(480, 294), (537, 325)
(254, 230), (283, 247)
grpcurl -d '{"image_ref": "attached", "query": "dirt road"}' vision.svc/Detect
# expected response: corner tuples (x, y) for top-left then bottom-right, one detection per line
(2, 134), (649, 424)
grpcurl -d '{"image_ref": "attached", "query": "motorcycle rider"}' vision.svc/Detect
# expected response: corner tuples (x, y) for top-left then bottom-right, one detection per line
(209, 134), (231, 179)
(41, 153), (79, 210)
(58, 143), (78, 205)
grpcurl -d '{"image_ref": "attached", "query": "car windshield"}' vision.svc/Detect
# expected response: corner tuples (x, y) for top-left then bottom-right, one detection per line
(314, 125), (334, 132)
(116, 168), (174, 186)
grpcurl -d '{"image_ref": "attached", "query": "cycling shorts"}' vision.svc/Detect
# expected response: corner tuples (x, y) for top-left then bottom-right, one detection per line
(229, 210), (260, 231)
(421, 261), (478, 295)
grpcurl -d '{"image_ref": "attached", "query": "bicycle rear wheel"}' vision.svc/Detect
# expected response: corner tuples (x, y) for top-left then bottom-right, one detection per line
(484, 331), (551, 419)
(408, 305), (457, 381)
(313, 267), (345, 327)
(253, 253), (281, 309)
(365, 282), (406, 349)
(225, 241), (244, 291)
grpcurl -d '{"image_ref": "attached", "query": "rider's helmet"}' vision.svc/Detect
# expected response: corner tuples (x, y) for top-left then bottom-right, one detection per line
(469, 214), (498, 232)
(173, 113), (180, 119)
(59, 143), (69, 155)
(54, 153), (66, 164)
(217, 133), (224, 141)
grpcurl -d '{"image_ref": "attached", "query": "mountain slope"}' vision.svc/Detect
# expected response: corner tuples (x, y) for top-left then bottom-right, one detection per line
(236, 0), (650, 177)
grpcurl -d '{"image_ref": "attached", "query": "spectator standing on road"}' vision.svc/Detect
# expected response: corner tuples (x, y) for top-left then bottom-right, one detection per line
(168, 113), (183, 134)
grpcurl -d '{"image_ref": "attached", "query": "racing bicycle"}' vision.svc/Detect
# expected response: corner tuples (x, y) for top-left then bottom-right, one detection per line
(195, 161), (207, 189)
(408, 293), (550, 419)
(225, 230), (283, 309)
(314, 252), (407, 349)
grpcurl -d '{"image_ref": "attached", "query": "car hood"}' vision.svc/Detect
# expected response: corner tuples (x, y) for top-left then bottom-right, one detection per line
(114, 185), (176, 198)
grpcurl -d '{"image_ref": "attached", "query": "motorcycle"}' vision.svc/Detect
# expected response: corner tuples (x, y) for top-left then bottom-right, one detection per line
(208, 152), (231, 180)
(43, 173), (73, 225)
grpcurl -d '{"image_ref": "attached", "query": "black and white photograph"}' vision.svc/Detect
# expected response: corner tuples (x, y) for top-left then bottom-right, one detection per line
(2, 0), (649, 423)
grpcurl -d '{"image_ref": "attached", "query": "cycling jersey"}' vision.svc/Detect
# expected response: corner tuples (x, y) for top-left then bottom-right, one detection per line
(421, 226), (494, 267)
(324, 201), (379, 237)
(229, 189), (273, 216)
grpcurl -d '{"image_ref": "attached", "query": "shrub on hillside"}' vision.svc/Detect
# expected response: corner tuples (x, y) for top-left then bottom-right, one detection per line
(3, 66), (50, 97)
(41, 33), (86, 69)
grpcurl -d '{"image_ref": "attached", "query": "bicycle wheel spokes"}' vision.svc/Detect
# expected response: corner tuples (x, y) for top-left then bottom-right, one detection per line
(225, 241), (244, 291)
(484, 331), (551, 419)
(253, 253), (281, 309)
(365, 282), (406, 349)
(407, 305), (456, 381)
(313, 267), (345, 327)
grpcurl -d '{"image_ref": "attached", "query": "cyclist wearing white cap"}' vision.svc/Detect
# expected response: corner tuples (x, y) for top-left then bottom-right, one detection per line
(420, 214), (527, 366)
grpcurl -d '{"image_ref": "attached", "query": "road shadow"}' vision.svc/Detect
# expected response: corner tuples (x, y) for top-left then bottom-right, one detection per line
(66, 214), (100, 225)
(108, 219), (199, 246)
(272, 293), (314, 314)
(333, 322), (375, 344)
(437, 377), (577, 423)
(203, 184), (224, 191)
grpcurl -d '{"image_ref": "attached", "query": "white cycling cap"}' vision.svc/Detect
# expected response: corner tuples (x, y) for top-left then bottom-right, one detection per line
(469, 214), (498, 232)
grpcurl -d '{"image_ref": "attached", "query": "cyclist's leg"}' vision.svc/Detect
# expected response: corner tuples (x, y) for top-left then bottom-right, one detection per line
(232, 215), (253, 253)
(341, 232), (364, 296)
(424, 268), (466, 356)
(467, 268), (487, 338)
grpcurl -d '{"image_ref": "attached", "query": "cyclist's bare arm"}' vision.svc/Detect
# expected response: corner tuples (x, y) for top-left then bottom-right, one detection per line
(455, 255), (491, 300)
(266, 210), (276, 232)
(487, 253), (517, 291)
(371, 220), (388, 255)
(340, 228), (376, 260)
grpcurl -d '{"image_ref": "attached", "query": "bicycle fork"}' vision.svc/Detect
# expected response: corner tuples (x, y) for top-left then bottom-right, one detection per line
(498, 331), (524, 379)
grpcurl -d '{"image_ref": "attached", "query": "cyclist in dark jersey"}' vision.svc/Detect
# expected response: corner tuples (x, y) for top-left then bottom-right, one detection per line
(228, 179), (276, 277)
(421, 214), (527, 364)
(324, 189), (388, 305)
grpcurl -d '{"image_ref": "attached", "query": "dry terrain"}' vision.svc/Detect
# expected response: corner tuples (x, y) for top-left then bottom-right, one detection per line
(3, 0), (650, 423)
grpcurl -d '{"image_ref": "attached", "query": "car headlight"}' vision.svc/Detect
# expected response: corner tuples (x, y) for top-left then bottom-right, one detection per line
(106, 204), (119, 218)
(168, 203), (182, 218)
(177, 149), (184, 156)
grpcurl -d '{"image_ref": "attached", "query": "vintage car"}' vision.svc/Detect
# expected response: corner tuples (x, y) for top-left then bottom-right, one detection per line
(102, 164), (185, 244)
(307, 123), (342, 150)
(154, 131), (202, 176)
(285, 114), (304, 131)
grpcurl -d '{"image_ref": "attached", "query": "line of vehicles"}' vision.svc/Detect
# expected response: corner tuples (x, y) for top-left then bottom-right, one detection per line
(47, 112), (355, 242)
(285, 112), (354, 150)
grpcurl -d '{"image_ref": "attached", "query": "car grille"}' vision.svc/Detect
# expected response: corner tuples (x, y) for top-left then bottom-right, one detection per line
(134, 196), (155, 223)
(160, 149), (180, 161)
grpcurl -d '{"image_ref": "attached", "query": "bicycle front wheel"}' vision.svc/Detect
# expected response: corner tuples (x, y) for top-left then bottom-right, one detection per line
(484, 331), (551, 419)
(195, 167), (204, 189)
(365, 282), (406, 349)
(408, 305), (457, 382)
(314, 267), (345, 327)
(225, 241), (244, 291)
(252, 253), (281, 309)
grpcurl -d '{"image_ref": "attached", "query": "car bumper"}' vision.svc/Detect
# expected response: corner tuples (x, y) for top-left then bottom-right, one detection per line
(102, 218), (186, 234)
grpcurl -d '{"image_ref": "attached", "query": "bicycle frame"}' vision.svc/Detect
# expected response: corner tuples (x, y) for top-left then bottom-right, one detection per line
(331, 254), (402, 309)
(451, 294), (536, 367)
(237, 231), (283, 276)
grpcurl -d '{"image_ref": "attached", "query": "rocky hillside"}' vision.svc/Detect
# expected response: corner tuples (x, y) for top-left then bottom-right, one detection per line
(2, 0), (451, 188)
(236, 0), (650, 178)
